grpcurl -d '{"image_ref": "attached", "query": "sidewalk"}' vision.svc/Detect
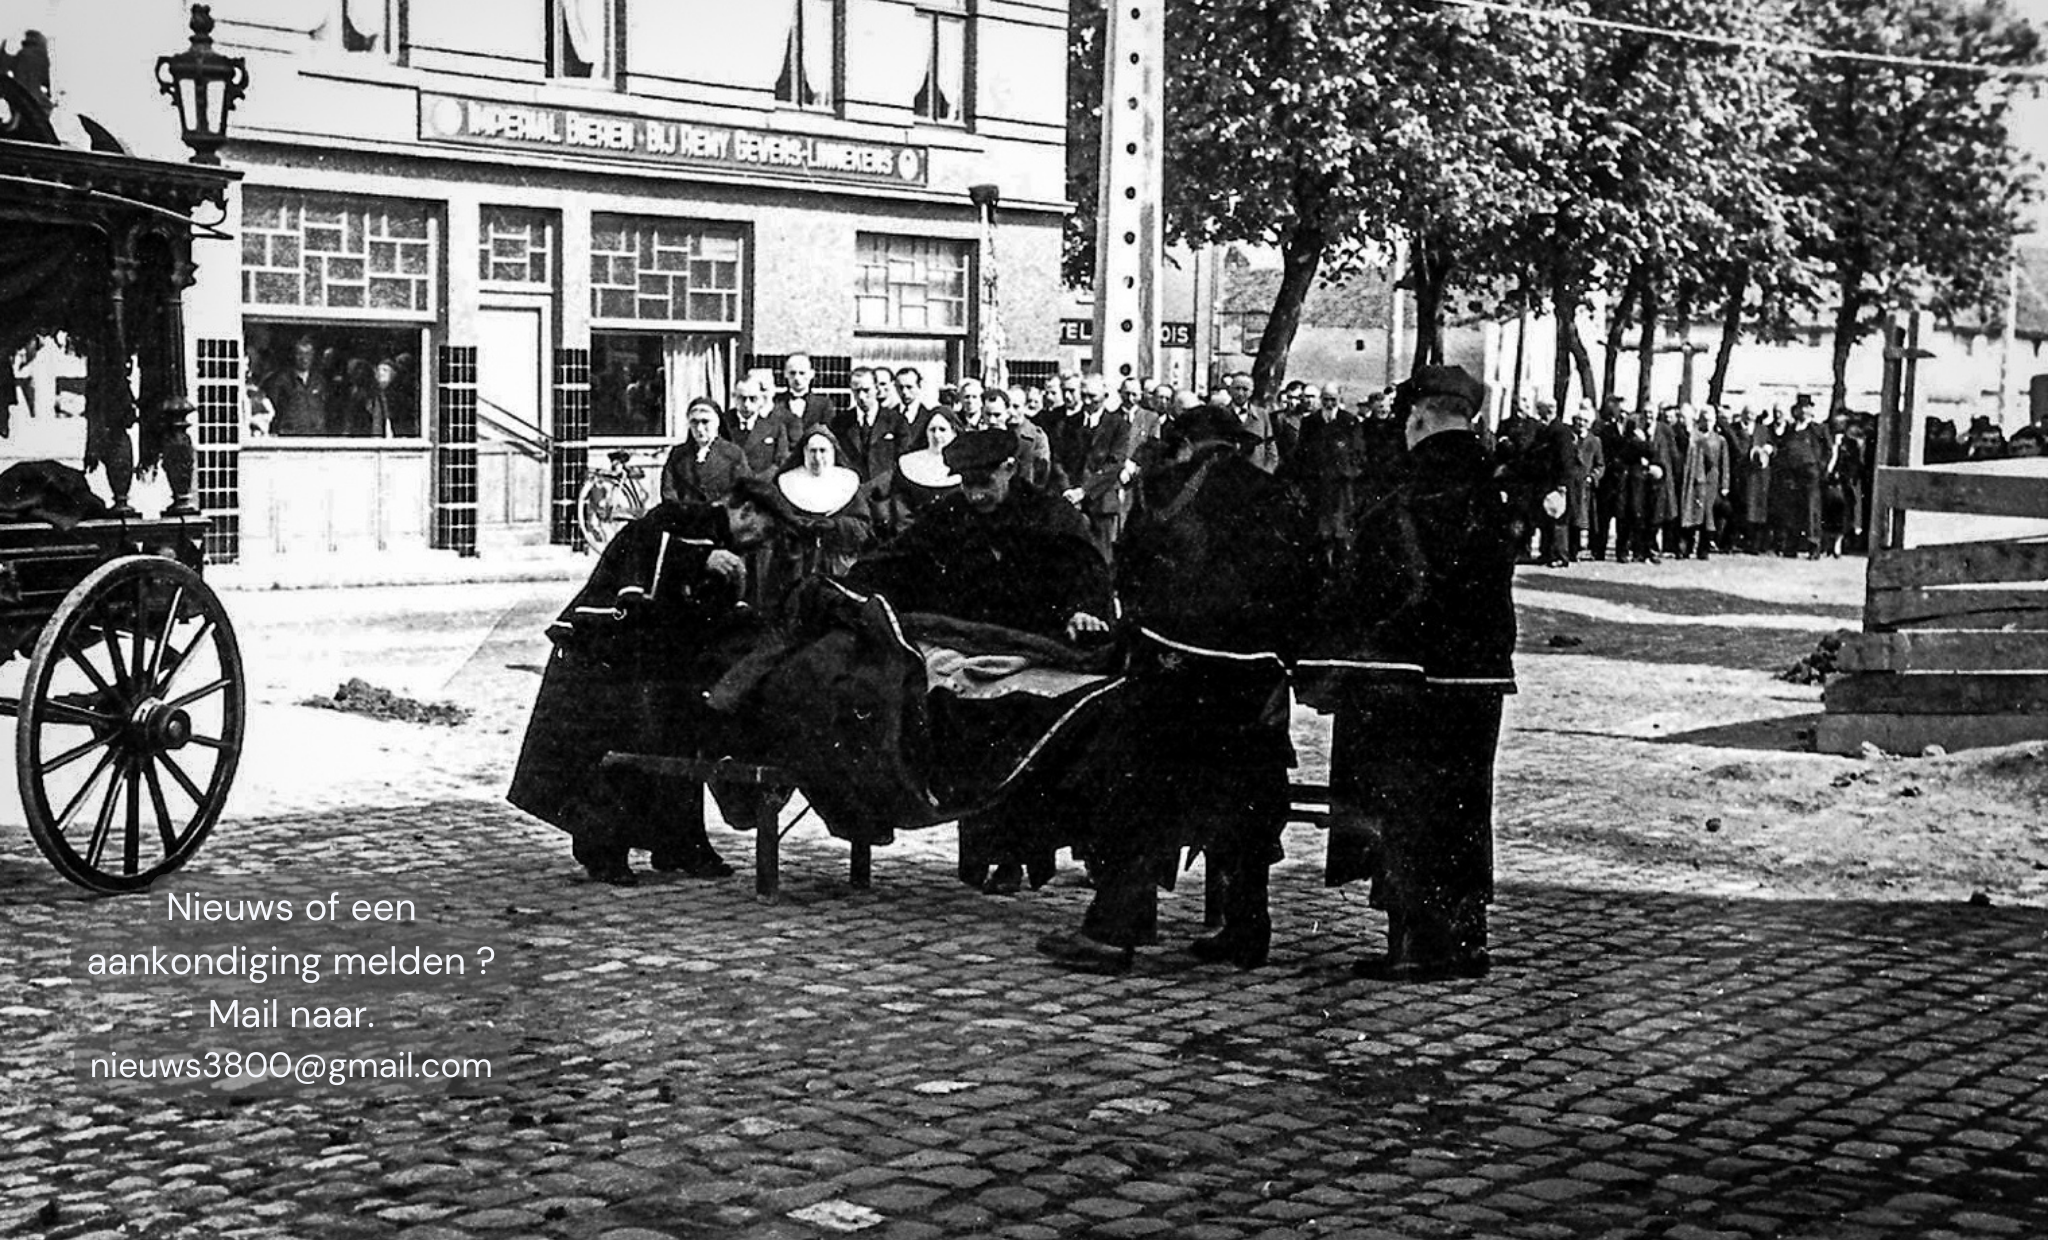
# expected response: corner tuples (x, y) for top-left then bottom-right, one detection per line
(208, 544), (592, 592)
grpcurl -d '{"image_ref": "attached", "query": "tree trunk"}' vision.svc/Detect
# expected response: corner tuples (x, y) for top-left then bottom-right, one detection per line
(1707, 264), (1746, 407)
(1828, 267), (1863, 416)
(1601, 267), (1644, 408)
(1634, 277), (1660, 414)
(1567, 316), (1597, 411)
(1251, 225), (1326, 402)
(1671, 282), (1696, 406)
(1409, 234), (1453, 372)
(1551, 280), (1577, 411)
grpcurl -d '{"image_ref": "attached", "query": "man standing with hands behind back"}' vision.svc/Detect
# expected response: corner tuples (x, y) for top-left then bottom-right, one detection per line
(1322, 364), (1517, 981)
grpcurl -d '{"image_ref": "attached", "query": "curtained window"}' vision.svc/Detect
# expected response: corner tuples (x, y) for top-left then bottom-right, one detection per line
(912, 6), (968, 125)
(775, 0), (840, 111)
(589, 332), (730, 440)
(551, 0), (612, 82)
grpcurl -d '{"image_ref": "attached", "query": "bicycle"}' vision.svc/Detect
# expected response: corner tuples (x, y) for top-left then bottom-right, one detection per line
(576, 449), (652, 551)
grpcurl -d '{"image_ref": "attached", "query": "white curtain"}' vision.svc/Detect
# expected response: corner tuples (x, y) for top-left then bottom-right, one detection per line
(932, 16), (964, 119)
(801, 0), (836, 104)
(344, 0), (385, 42)
(666, 335), (732, 430)
(846, 1), (929, 107)
(562, 0), (609, 75)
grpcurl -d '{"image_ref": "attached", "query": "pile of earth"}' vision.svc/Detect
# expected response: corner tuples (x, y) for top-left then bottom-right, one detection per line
(301, 677), (470, 727)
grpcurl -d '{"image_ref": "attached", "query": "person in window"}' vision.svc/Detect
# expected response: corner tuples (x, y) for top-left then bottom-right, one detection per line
(263, 336), (330, 436)
(776, 426), (873, 577)
(626, 362), (664, 437)
(350, 358), (418, 438)
(663, 398), (748, 506)
(775, 353), (835, 432)
(338, 357), (378, 437)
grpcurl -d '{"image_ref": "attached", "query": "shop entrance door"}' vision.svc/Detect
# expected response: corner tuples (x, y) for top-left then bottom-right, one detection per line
(476, 301), (551, 548)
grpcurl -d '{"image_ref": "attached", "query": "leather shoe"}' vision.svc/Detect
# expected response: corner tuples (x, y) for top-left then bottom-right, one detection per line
(582, 861), (639, 887)
(982, 863), (1023, 895)
(1036, 930), (1133, 975)
(1352, 951), (1490, 982)
(1187, 928), (1269, 969)
(651, 846), (734, 879)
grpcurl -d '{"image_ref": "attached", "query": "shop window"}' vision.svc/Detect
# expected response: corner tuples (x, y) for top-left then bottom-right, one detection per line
(774, 0), (840, 111)
(590, 216), (744, 327)
(550, 0), (614, 83)
(912, 5), (967, 126)
(855, 234), (968, 333)
(243, 322), (426, 440)
(590, 332), (732, 440)
(479, 207), (554, 287)
(242, 190), (436, 315)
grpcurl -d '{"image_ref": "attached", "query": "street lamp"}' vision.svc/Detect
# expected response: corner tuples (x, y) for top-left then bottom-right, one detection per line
(155, 5), (248, 166)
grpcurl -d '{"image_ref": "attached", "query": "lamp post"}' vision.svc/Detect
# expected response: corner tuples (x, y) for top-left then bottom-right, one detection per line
(155, 5), (248, 166)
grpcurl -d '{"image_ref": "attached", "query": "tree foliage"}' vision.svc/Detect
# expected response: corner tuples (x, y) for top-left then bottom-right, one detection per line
(1062, 0), (2046, 407)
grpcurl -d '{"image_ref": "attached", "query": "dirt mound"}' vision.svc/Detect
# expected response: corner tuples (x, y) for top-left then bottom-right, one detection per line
(1776, 632), (1845, 684)
(301, 678), (471, 727)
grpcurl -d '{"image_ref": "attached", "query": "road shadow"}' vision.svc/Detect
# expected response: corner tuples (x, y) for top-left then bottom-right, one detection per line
(1519, 567), (1865, 621)
(1517, 606), (1828, 672)
(1650, 711), (1823, 752)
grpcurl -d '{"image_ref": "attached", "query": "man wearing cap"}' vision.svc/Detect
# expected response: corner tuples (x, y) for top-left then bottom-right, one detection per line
(1317, 364), (1516, 981)
(1037, 405), (1315, 973)
(510, 477), (805, 887)
(847, 429), (1111, 642)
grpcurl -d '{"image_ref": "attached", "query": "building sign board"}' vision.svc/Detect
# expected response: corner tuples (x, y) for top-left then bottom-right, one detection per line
(419, 93), (928, 188)
(1060, 319), (1195, 348)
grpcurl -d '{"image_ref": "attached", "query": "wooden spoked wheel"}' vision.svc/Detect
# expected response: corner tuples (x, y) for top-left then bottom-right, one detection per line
(14, 557), (245, 892)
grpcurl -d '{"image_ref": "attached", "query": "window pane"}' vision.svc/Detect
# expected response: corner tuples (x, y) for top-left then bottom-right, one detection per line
(589, 332), (668, 437)
(589, 215), (745, 326)
(850, 234), (969, 335)
(240, 189), (436, 313)
(934, 17), (965, 123)
(244, 322), (424, 439)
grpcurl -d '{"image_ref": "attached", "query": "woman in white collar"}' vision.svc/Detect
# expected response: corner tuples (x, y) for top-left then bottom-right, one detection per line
(884, 405), (963, 535)
(776, 425), (873, 577)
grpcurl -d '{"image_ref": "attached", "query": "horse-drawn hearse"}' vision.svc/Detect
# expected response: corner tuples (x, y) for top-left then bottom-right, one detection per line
(0, 46), (244, 891)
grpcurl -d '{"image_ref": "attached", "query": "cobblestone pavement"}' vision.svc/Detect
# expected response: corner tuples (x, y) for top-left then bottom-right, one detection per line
(0, 558), (2045, 1240)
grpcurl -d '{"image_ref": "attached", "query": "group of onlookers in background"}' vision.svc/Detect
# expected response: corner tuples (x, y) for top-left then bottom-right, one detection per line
(1924, 415), (2048, 465)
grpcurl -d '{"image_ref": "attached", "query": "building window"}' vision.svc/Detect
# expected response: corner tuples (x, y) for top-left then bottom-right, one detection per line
(775, 0), (840, 110)
(590, 216), (744, 326)
(856, 234), (968, 332)
(479, 207), (554, 287)
(551, 0), (613, 82)
(912, 6), (967, 125)
(241, 190), (436, 315)
(243, 322), (426, 440)
(590, 332), (733, 440)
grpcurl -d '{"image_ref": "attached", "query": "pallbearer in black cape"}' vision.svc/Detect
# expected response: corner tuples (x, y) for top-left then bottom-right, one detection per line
(1318, 365), (1517, 981)
(507, 479), (803, 885)
(1036, 406), (1317, 974)
(845, 428), (1115, 893)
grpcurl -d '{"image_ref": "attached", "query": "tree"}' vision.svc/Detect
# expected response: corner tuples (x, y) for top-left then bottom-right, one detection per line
(1790, 0), (2042, 413)
(1063, 0), (1106, 288)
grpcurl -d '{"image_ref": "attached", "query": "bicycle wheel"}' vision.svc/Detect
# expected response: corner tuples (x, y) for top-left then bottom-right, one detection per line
(577, 473), (646, 551)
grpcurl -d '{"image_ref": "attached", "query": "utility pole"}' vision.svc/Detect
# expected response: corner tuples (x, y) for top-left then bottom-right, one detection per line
(1091, 0), (1164, 384)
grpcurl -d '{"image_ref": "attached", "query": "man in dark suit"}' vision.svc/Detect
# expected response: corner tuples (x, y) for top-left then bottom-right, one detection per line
(1058, 374), (1135, 560)
(775, 353), (835, 431)
(726, 375), (800, 480)
(831, 369), (908, 543)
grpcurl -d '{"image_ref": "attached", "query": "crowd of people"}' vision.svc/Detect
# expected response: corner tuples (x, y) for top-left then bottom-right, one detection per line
(527, 357), (1522, 982)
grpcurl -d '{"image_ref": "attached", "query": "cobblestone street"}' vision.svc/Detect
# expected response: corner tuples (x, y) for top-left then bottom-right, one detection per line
(1, 557), (2044, 1240)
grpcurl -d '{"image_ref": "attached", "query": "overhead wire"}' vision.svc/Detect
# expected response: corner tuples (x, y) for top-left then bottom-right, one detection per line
(1425, 0), (2048, 80)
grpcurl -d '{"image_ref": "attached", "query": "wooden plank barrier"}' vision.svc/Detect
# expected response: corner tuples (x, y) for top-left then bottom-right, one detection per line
(1820, 463), (2048, 755)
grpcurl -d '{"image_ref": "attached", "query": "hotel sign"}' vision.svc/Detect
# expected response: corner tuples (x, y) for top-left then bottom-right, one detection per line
(418, 93), (928, 188)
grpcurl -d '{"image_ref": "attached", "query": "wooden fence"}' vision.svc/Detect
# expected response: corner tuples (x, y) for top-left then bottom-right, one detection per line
(1818, 462), (2048, 754)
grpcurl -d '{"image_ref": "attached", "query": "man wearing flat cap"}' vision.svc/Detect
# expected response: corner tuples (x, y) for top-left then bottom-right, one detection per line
(847, 429), (1115, 895)
(509, 481), (806, 887)
(1313, 363), (1517, 981)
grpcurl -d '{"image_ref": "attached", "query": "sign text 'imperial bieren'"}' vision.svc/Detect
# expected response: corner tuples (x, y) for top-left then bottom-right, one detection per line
(419, 94), (929, 188)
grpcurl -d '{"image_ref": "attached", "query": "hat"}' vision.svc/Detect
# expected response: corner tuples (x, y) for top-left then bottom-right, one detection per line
(1398, 365), (1485, 414)
(1170, 405), (1260, 447)
(941, 428), (1018, 476)
(727, 474), (801, 527)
